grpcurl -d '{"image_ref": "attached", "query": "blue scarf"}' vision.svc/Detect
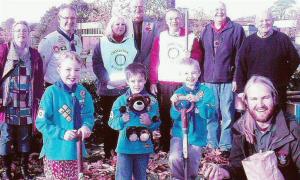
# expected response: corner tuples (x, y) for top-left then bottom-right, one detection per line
(55, 80), (82, 129)
(57, 28), (76, 51)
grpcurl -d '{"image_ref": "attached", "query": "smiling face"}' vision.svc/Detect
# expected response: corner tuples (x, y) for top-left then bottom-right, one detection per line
(131, 0), (145, 22)
(112, 17), (127, 36)
(58, 7), (77, 35)
(13, 23), (29, 45)
(182, 63), (201, 89)
(165, 10), (181, 33)
(245, 83), (275, 123)
(255, 10), (274, 36)
(127, 73), (146, 94)
(212, 2), (227, 23)
(57, 58), (81, 88)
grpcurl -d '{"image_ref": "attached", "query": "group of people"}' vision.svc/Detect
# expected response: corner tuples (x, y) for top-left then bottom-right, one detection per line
(0, 0), (299, 179)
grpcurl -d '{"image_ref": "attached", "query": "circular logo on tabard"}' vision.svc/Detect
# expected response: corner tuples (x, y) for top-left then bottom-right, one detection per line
(115, 54), (127, 66)
(168, 47), (180, 59)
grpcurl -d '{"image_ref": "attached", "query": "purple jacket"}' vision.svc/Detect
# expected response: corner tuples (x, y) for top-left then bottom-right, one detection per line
(200, 18), (245, 83)
(0, 43), (44, 128)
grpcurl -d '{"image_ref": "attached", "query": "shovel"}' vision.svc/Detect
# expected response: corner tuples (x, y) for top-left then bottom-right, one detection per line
(77, 131), (84, 180)
(174, 95), (195, 180)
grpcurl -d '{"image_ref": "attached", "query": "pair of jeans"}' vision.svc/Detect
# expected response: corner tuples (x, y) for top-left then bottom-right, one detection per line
(115, 153), (150, 180)
(0, 123), (32, 155)
(169, 137), (203, 180)
(205, 83), (234, 151)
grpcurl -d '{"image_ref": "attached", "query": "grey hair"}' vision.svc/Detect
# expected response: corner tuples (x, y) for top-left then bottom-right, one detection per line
(105, 15), (131, 39)
(59, 4), (77, 15)
(255, 7), (274, 22)
(165, 8), (183, 19)
(244, 75), (278, 105)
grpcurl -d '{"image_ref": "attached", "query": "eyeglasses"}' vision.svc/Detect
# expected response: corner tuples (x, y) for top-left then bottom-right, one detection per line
(59, 16), (77, 21)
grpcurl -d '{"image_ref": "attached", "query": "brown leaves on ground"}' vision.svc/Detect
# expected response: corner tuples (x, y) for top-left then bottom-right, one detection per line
(201, 147), (229, 165)
(1, 145), (229, 179)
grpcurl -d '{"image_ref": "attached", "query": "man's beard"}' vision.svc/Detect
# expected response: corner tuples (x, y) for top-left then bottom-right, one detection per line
(248, 105), (275, 123)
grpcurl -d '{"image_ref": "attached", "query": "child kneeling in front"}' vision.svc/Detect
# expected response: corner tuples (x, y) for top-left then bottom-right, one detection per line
(35, 51), (94, 179)
(169, 59), (216, 179)
(108, 63), (161, 180)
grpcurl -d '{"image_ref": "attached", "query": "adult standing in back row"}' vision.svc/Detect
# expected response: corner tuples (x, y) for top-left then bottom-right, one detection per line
(92, 15), (137, 159)
(38, 5), (82, 88)
(200, 1), (245, 157)
(235, 8), (300, 108)
(150, 8), (202, 152)
(130, 0), (160, 68)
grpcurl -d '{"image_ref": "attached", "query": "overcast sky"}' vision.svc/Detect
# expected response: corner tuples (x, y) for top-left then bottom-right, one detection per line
(0, 0), (299, 23)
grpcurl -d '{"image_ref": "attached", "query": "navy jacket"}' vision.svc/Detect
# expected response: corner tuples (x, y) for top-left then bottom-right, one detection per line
(200, 18), (245, 83)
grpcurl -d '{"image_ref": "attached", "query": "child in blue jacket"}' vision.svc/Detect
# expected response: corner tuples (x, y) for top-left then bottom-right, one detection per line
(108, 63), (160, 180)
(169, 59), (216, 179)
(35, 51), (94, 179)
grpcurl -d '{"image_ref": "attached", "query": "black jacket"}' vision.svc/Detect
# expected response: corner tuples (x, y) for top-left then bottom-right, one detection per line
(223, 110), (300, 180)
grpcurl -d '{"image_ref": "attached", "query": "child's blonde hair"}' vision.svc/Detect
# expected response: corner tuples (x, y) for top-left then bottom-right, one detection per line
(181, 58), (201, 73)
(125, 63), (147, 80)
(57, 51), (82, 67)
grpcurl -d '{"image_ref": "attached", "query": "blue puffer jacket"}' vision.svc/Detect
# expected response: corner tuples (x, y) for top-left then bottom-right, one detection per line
(200, 18), (245, 83)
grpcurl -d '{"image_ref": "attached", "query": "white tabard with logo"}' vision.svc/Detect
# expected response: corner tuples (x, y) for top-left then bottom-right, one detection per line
(100, 36), (137, 89)
(158, 31), (195, 83)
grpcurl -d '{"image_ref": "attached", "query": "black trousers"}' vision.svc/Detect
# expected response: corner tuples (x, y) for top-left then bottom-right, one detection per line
(157, 83), (181, 152)
(99, 95), (119, 158)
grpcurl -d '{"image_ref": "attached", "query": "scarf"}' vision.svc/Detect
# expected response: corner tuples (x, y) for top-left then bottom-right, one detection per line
(57, 28), (76, 51)
(2, 43), (30, 106)
(240, 109), (277, 145)
(55, 80), (82, 129)
(112, 34), (125, 43)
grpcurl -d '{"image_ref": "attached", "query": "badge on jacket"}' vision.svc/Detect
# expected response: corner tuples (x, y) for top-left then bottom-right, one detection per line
(37, 108), (45, 118)
(79, 90), (86, 108)
(58, 105), (72, 122)
(145, 22), (153, 32)
(277, 152), (288, 166)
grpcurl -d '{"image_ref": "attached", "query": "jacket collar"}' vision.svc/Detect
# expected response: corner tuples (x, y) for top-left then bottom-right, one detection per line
(125, 88), (148, 97)
(54, 79), (77, 93)
(234, 110), (294, 149)
(57, 28), (74, 42)
(182, 82), (201, 94)
(210, 17), (233, 33)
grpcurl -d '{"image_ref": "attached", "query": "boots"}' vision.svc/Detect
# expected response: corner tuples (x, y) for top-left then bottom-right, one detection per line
(1, 155), (12, 180)
(20, 153), (33, 180)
